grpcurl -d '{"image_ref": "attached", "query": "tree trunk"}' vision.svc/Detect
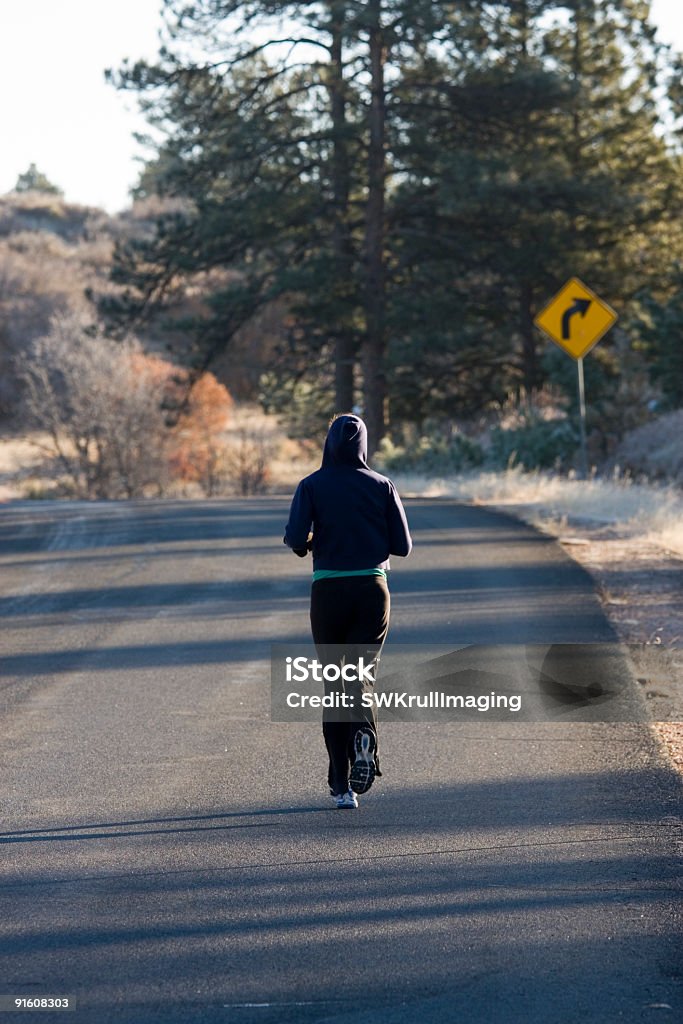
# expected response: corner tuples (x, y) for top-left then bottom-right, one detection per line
(328, 2), (355, 412)
(520, 281), (539, 393)
(361, 0), (387, 455)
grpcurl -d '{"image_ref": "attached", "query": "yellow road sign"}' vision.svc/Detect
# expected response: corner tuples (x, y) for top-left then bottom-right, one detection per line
(534, 277), (617, 359)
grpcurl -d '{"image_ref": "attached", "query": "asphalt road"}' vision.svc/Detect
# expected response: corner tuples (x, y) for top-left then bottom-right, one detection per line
(0, 497), (681, 1023)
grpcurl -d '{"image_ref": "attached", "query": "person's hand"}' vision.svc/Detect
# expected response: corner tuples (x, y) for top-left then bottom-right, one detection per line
(286, 531), (313, 556)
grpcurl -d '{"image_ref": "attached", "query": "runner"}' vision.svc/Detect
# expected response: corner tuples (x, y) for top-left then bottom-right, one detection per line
(284, 413), (412, 808)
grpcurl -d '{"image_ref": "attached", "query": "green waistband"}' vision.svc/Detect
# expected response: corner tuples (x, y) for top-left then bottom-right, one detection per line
(312, 568), (387, 581)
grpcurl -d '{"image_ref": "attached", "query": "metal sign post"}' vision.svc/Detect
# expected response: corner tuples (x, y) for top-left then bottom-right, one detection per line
(576, 356), (588, 479)
(534, 277), (617, 478)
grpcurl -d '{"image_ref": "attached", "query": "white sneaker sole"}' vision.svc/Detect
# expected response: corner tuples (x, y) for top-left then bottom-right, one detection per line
(350, 729), (376, 794)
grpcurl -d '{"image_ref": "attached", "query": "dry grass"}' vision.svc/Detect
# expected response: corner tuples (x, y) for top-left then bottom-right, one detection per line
(392, 467), (683, 558)
(0, 431), (57, 501)
(0, 408), (319, 501)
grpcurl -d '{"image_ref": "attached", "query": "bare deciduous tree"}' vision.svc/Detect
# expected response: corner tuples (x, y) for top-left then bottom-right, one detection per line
(19, 314), (175, 498)
(223, 409), (275, 496)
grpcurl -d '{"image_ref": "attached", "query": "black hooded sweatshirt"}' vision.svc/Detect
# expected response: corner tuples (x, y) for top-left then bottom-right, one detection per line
(284, 415), (412, 571)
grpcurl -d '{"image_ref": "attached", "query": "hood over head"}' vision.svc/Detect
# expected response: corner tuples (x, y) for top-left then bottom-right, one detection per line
(322, 414), (368, 468)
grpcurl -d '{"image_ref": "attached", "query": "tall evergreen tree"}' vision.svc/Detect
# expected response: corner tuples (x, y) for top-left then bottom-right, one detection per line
(108, 0), (458, 450)
(387, 0), (580, 412)
(106, 0), (683, 444)
(384, 0), (682, 423)
(109, 2), (361, 418)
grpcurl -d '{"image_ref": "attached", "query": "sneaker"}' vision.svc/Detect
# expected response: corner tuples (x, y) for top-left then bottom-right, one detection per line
(350, 729), (377, 794)
(333, 789), (358, 809)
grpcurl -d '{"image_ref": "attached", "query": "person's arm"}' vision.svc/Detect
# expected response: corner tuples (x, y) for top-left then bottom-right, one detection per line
(284, 480), (314, 557)
(386, 482), (412, 556)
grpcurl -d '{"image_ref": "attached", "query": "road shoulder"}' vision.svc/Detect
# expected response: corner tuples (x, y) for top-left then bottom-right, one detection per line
(521, 515), (683, 774)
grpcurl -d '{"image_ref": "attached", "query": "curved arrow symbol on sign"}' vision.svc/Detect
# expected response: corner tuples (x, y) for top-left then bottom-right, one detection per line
(561, 298), (592, 340)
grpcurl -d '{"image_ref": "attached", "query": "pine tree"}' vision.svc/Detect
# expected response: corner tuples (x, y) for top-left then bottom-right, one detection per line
(106, 0), (683, 444)
(387, 0), (579, 413)
(14, 163), (62, 195)
(108, 2), (359, 415)
(107, 0), (459, 452)
(384, 0), (683, 423)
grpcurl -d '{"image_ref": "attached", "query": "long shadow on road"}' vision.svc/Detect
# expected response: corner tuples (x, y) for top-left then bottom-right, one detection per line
(0, 499), (291, 554)
(0, 769), (680, 1024)
(1, 767), (679, 848)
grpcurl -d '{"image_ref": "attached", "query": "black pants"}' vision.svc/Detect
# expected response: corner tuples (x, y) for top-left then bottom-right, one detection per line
(310, 575), (390, 795)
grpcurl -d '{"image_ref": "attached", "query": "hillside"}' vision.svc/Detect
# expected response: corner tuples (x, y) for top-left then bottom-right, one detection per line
(0, 191), (122, 418)
(0, 191), (285, 422)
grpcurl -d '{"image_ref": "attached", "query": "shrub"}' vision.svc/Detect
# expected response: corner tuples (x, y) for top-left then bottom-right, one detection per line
(612, 410), (683, 484)
(376, 431), (484, 475)
(488, 418), (580, 471)
(19, 314), (232, 499)
(222, 410), (275, 495)
(168, 374), (233, 495)
(20, 315), (180, 498)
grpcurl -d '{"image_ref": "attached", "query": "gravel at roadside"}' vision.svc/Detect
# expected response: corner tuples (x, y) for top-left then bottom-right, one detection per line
(509, 511), (683, 775)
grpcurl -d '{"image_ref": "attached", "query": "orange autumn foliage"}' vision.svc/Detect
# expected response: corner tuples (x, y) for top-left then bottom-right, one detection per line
(168, 372), (233, 492)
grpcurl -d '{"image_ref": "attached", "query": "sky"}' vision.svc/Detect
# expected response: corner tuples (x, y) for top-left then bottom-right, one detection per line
(0, 0), (681, 214)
